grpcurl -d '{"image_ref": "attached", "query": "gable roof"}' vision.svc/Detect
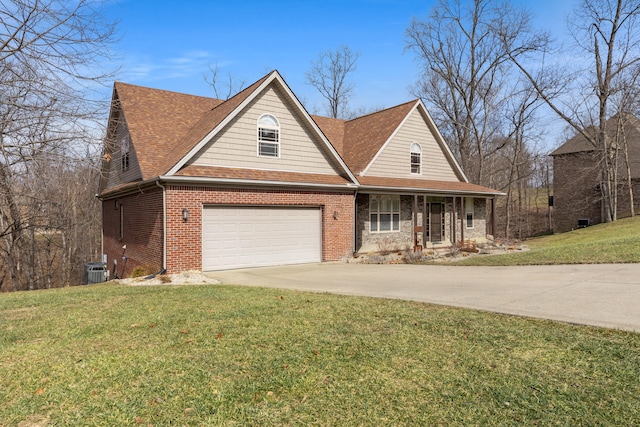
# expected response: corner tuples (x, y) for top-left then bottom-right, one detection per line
(550, 126), (598, 156)
(165, 70), (358, 183)
(551, 115), (640, 156)
(312, 100), (468, 182)
(344, 101), (418, 174)
(550, 115), (640, 179)
(113, 82), (222, 181)
(164, 72), (273, 175)
(102, 71), (501, 197)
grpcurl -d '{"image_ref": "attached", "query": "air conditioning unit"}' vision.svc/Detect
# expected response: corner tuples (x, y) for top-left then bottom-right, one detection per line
(578, 218), (590, 228)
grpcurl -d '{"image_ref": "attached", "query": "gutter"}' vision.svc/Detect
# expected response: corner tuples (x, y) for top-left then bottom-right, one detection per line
(158, 175), (359, 191)
(155, 179), (167, 271)
(357, 185), (505, 198)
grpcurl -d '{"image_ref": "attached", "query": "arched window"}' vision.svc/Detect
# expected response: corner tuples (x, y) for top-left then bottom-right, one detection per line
(257, 114), (280, 157)
(410, 143), (421, 174)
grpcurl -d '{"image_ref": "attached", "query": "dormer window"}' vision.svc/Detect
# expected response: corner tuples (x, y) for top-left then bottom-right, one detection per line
(120, 135), (130, 172)
(410, 143), (421, 174)
(257, 114), (280, 157)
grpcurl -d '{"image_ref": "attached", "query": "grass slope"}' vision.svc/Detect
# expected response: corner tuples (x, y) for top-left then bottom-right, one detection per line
(458, 216), (640, 266)
(2, 284), (640, 425)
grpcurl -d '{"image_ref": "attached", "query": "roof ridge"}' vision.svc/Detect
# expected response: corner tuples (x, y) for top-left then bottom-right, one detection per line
(207, 70), (278, 113)
(345, 99), (418, 123)
(115, 81), (221, 102)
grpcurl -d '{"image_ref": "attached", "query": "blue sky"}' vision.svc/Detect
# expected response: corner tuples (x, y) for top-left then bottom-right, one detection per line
(104, 0), (574, 118)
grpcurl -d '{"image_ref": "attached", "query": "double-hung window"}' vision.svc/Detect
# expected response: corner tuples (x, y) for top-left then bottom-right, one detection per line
(465, 197), (474, 228)
(257, 114), (280, 157)
(120, 135), (130, 172)
(370, 195), (400, 232)
(410, 143), (421, 174)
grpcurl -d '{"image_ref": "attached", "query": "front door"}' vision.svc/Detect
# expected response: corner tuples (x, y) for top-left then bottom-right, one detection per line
(430, 203), (443, 242)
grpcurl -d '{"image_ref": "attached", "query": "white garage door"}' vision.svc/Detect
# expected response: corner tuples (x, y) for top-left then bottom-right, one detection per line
(202, 206), (322, 271)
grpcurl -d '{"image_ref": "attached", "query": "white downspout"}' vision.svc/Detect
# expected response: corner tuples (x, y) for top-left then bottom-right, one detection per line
(353, 190), (358, 255)
(155, 180), (167, 270)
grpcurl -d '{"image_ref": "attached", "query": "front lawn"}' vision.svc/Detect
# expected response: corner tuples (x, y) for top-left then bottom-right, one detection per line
(455, 215), (640, 265)
(2, 283), (639, 425)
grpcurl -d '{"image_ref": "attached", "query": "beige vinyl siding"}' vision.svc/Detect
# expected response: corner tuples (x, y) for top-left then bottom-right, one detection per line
(106, 117), (142, 189)
(365, 109), (460, 181)
(190, 84), (342, 176)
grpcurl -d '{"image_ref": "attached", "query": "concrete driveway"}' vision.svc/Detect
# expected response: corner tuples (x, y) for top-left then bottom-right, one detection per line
(208, 263), (640, 332)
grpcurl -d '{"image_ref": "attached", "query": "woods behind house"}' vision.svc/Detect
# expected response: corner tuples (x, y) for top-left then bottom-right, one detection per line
(2, 0), (639, 290)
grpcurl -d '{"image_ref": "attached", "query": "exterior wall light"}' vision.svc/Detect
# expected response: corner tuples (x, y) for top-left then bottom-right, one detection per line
(333, 210), (338, 220)
(182, 208), (189, 221)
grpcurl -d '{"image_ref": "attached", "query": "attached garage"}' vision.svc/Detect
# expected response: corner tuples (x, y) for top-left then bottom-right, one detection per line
(202, 206), (322, 270)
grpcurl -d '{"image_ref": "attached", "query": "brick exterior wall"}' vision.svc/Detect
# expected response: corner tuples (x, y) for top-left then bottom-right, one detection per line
(553, 152), (640, 232)
(616, 178), (640, 217)
(553, 152), (603, 232)
(102, 187), (164, 279)
(102, 185), (493, 275)
(164, 185), (354, 274)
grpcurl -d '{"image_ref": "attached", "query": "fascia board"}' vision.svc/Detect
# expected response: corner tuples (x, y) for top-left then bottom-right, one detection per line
(417, 100), (469, 183)
(165, 73), (278, 176)
(159, 175), (359, 191)
(358, 184), (505, 197)
(165, 71), (359, 185)
(272, 73), (360, 185)
(360, 101), (419, 176)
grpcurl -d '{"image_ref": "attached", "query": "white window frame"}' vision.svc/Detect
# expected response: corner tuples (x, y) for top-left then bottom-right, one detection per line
(465, 197), (474, 229)
(119, 204), (124, 240)
(410, 143), (422, 174)
(369, 195), (401, 233)
(257, 114), (280, 158)
(120, 135), (130, 172)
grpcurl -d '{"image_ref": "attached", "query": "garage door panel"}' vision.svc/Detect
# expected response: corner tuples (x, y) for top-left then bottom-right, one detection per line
(202, 207), (321, 270)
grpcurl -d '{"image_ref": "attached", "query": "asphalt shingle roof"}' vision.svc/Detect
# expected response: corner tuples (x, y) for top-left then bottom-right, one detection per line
(114, 82), (222, 181)
(550, 115), (640, 179)
(104, 71), (501, 196)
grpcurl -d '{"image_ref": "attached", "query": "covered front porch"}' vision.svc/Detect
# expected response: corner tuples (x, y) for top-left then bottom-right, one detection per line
(355, 193), (496, 254)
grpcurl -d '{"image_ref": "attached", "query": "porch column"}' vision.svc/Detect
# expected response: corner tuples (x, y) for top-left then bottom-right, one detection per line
(413, 195), (418, 250)
(422, 195), (428, 245)
(460, 199), (465, 243)
(494, 197), (497, 237)
(413, 194), (418, 230)
(452, 197), (457, 245)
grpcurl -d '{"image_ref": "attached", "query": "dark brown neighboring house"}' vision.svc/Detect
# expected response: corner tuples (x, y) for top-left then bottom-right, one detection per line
(550, 115), (640, 233)
(98, 70), (501, 277)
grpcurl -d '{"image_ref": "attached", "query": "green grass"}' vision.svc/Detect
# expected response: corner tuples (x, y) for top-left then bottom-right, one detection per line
(456, 215), (640, 266)
(2, 284), (640, 425)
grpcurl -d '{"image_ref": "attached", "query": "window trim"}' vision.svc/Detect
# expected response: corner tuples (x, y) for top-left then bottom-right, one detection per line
(369, 195), (401, 233)
(410, 143), (422, 175)
(120, 135), (130, 172)
(257, 114), (280, 158)
(465, 197), (474, 229)
(119, 204), (124, 240)
(121, 152), (130, 172)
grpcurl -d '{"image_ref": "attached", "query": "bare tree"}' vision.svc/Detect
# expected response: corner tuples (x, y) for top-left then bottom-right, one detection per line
(305, 45), (360, 119)
(406, 0), (548, 186)
(492, 81), (544, 238)
(503, 0), (640, 223)
(610, 64), (640, 218)
(0, 0), (117, 290)
(204, 63), (246, 100)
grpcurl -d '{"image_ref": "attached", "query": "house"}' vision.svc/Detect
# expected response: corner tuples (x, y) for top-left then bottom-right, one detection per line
(550, 115), (640, 233)
(98, 70), (501, 276)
